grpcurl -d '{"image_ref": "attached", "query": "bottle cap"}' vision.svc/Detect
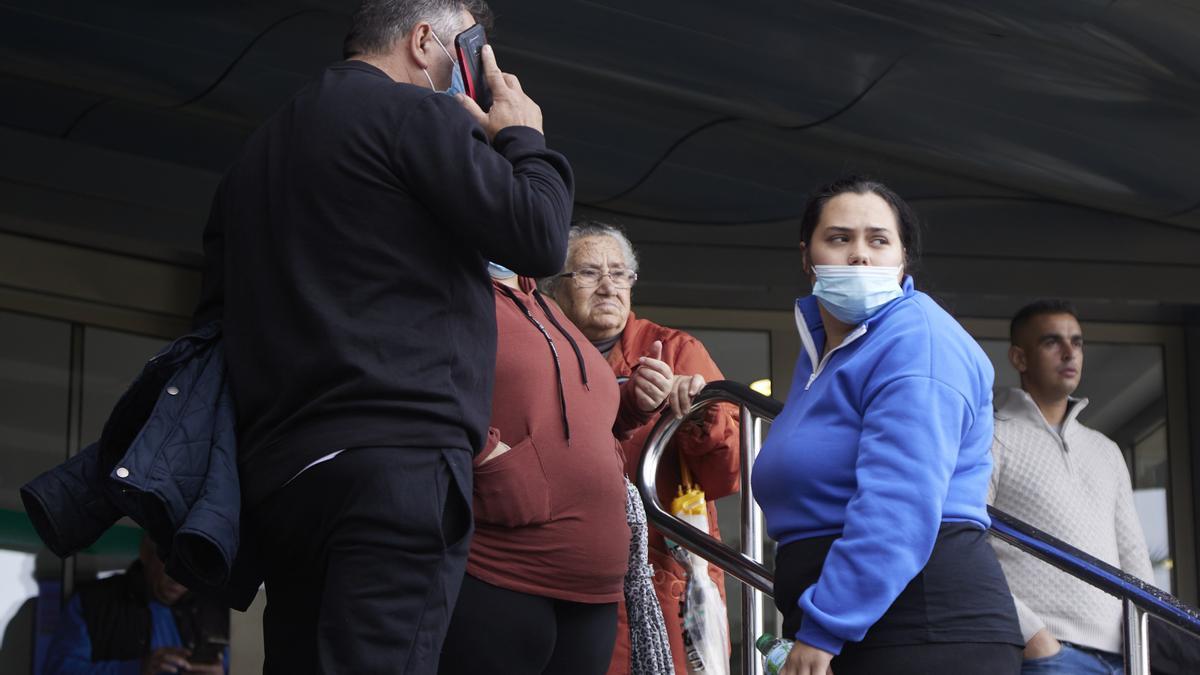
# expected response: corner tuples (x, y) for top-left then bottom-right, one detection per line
(755, 633), (777, 652)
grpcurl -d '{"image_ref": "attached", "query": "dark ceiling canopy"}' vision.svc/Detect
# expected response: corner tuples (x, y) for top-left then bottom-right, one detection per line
(2, 0), (1199, 318)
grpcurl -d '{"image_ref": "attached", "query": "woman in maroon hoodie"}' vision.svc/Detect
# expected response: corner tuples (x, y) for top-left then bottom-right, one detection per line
(438, 263), (674, 675)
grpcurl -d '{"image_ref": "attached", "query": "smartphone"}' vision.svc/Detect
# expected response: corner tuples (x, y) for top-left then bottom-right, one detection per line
(190, 637), (228, 665)
(454, 24), (493, 111)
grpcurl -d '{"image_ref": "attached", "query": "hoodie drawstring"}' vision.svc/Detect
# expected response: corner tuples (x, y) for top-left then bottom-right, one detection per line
(498, 286), (574, 445)
(532, 290), (590, 390)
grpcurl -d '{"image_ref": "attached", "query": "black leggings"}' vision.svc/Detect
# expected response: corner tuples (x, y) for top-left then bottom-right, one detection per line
(774, 523), (1023, 675)
(439, 574), (618, 675)
(830, 642), (1021, 675)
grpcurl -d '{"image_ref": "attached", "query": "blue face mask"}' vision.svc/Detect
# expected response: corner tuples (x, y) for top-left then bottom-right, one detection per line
(424, 32), (465, 97)
(811, 265), (904, 325)
(487, 261), (516, 279)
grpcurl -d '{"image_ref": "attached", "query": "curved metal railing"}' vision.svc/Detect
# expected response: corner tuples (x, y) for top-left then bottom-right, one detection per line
(637, 380), (1200, 675)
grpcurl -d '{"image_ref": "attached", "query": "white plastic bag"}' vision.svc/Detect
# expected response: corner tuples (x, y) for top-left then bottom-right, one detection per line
(670, 508), (731, 675)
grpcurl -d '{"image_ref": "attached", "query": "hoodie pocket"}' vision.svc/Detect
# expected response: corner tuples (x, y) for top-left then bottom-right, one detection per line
(473, 436), (552, 527)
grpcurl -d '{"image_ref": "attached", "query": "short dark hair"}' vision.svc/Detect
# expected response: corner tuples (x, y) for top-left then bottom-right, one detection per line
(799, 175), (922, 275)
(1009, 299), (1079, 345)
(343, 0), (494, 59)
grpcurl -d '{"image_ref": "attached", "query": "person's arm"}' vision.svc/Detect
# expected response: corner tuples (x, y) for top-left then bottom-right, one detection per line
(192, 185), (226, 329)
(1112, 446), (1156, 585)
(392, 94), (573, 279)
(986, 437), (1053, 652)
(614, 378), (655, 440)
(43, 595), (141, 675)
(667, 338), (740, 501)
(794, 375), (973, 655)
(988, 438), (1042, 641)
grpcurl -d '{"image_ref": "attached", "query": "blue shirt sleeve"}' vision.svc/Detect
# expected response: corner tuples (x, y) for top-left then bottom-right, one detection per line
(796, 375), (975, 654)
(42, 595), (142, 675)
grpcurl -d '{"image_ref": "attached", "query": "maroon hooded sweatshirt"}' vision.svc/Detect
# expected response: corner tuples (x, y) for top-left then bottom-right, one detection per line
(466, 277), (630, 603)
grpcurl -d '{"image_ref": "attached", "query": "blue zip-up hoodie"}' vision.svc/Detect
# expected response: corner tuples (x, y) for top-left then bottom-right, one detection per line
(752, 276), (995, 655)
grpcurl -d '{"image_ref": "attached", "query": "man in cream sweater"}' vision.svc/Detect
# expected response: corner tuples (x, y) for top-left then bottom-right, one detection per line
(989, 299), (1154, 674)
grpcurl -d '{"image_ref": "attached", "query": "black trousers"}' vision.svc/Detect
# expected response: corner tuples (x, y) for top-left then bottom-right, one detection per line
(438, 574), (618, 675)
(252, 446), (473, 675)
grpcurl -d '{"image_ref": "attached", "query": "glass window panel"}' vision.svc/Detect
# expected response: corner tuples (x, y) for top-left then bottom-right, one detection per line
(0, 311), (70, 512)
(1149, 615), (1200, 673)
(686, 328), (771, 395)
(1135, 424), (1169, 489)
(977, 341), (1166, 439)
(0, 549), (39, 671)
(1136, 486), (1174, 592)
(977, 338), (1173, 592)
(81, 326), (169, 444)
(0, 310), (70, 674)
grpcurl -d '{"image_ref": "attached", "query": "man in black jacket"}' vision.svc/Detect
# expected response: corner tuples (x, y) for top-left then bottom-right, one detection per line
(191, 0), (574, 671)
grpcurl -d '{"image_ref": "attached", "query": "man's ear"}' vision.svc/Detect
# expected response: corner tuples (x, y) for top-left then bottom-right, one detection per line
(406, 21), (435, 69)
(1008, 344), (1027, 373)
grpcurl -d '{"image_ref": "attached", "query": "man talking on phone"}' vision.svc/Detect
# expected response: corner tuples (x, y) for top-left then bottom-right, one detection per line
(191, 0), (573, 671)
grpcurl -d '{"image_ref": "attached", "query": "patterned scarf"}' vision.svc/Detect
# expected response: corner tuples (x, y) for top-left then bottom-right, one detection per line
(624, 478), (676, 675)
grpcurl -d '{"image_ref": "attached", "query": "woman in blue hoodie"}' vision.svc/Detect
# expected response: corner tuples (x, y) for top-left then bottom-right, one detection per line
(753, 177), (1022, 675)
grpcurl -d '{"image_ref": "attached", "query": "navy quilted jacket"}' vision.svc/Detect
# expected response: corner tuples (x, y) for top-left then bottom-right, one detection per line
(21, 322), (259, 610)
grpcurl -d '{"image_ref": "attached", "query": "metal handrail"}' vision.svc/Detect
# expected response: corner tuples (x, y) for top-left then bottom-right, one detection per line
(637, 382), (775, 675)
(637, 384), (776, 595)
(636, 380), (1200, 675)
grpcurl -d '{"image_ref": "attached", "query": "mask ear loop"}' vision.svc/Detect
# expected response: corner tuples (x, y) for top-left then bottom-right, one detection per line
(429, 31), (455, 59)
(421, 30), (458, 91)
(800, 244), (813, 282)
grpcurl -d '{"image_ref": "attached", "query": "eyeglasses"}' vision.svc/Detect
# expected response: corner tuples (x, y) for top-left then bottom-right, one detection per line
(558, 268), (638, 289)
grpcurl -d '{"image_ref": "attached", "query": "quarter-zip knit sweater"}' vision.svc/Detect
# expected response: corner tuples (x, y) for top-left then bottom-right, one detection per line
(988, 387), (1154, 654)
(753, 276), (997, 654)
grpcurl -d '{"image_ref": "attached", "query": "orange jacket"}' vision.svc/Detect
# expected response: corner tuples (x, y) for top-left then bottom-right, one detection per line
(605, 312), (740, 675)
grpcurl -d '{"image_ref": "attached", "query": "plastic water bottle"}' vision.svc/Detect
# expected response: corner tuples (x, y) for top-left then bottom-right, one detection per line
(755, 633), (793, 675)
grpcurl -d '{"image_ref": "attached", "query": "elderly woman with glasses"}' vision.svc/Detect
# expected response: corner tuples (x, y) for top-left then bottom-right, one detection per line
(544, 220), (740, 675)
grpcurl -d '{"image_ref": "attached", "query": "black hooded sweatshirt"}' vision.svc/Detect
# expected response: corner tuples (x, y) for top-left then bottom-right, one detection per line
(193, 60), (574, 507)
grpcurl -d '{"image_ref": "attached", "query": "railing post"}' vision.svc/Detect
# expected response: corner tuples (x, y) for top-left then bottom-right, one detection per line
(740, 406), (766, 675)
(1123, 598), (1150, 675)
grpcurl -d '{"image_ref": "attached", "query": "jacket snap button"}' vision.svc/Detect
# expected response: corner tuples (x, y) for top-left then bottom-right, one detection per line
(166, 386), (180, 396)
(116, 467), (130, 478)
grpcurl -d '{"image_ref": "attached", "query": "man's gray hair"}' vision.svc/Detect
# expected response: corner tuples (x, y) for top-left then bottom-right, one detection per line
(540, 220), (640, 297)
(343, 0), (494, 59)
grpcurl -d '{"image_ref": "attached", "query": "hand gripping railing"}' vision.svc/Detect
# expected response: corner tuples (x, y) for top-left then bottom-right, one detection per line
(636, 381), (1200, 675)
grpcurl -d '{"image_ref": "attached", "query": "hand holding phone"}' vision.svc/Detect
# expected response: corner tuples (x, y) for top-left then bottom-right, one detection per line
(453, 44), (543, 140)
(189, 638), (227, 666)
